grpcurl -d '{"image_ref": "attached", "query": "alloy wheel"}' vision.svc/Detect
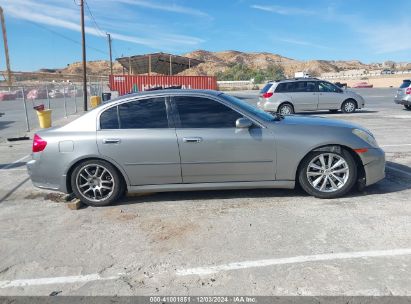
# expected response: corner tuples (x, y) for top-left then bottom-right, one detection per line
(279, 104), (293, 115)
(344, 101), (355, 113)
(306, 153), (350, 193)
(76, 164), (115, 202)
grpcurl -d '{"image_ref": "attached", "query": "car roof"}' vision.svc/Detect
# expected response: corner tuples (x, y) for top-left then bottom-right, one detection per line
(103, 89), (223, 105)
(267, 77), (320, 84)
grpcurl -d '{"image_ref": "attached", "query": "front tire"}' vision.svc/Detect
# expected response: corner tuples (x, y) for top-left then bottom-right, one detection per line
(298, 149), (357, 199)
(341, 99), (357, 113)
(404, 105), (411, 110)
(71, 159), (124, 207)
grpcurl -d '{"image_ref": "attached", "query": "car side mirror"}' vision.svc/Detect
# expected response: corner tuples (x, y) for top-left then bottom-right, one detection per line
(236, 117), (253, 128)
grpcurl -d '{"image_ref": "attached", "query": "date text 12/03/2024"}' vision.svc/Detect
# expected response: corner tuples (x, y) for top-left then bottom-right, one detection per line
(149, 297), (257, 303)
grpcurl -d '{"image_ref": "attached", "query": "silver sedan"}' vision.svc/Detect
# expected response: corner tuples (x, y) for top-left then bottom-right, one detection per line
(27, 90), (385, 206)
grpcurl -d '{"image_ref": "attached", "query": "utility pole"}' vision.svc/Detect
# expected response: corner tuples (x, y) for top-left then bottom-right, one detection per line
(0, 7), (12, 87)
(107, 33), (113, 76)
(80, 0), (87, 111)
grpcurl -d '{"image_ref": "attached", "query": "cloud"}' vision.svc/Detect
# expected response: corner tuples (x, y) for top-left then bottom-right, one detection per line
(251, 4), (315, 16)
(324, 10), (411, 55)
(358, 22), (411, 54)
(113, 0), (210, 17)
(1, 0), (205, 49)
(278, 38), (332, 49)
(252, 2), (411, 55)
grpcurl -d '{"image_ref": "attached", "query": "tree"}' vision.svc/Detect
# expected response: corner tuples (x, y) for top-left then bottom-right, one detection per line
(216, 64), (284, 83)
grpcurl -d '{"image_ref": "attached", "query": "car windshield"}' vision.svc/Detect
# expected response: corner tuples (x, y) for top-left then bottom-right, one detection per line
(400, 80), (411, 89)
(220, 93), (276, 121)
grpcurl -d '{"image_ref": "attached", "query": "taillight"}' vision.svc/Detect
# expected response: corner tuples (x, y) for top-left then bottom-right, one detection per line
(32, 134), (47, 153)
(406, 88), (411, 95)
(262, 92), (273, 98)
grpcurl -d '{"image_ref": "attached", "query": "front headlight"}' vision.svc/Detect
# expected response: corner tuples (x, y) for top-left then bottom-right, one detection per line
(352, 129), (379, 148)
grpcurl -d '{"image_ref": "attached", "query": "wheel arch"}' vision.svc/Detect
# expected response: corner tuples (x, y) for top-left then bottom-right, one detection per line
(295, 144), (365, 186)
(341, 98), (358, 109)
(65, 156), (129, 194)
(278, 101), (295, 112)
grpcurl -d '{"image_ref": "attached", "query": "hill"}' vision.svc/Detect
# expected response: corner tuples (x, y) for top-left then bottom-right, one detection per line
(35, 51), (398, 79)
(179, 50), (380, 77)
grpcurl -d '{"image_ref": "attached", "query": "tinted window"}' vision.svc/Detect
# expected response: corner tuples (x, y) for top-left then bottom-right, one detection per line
(174, 96), (242, 128)
(291, 81), (317, 92)
(400, 80), (411, 89)
(275, 82), (296, 92)
(100, 106), (119, 129)
(260, 83), (273, 93)
(275, 83), (286, 92)
(319, 81), (340, 93)
(118, 97), (168, 129)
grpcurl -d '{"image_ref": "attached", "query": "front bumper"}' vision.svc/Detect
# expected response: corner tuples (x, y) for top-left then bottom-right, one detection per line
(361, 148), (385, 186)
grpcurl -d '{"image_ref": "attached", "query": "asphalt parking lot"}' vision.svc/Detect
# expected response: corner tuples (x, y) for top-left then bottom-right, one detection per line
(1, 88), (411, 296)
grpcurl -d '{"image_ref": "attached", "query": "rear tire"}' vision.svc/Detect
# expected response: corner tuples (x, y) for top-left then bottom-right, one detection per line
(404, 105), (411, 110)
(341, 99), (357, 113)
(71, 159), (124, 207)
(277, 103), (294, 115)
(298, 149), (357, 199)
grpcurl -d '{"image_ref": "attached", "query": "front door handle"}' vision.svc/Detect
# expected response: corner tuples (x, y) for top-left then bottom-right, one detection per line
(103, 138), (121, 144)
(183, 137), (203, 143)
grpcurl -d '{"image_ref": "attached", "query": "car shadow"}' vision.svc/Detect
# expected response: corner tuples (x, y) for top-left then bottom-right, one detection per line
(0, 120), (15, 130)
(294, 110), (379, 116)
(114, 161), (411, 206)
(0, 161), (27, 169)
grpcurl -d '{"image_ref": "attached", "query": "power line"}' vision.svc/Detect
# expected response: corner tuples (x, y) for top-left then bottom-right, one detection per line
(84, 0), (106, 39)
(28, 20), (108, 55)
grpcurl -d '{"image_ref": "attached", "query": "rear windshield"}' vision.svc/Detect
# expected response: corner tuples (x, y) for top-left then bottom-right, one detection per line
(400, 80), (411, 89)
(260, 83), (273, 93)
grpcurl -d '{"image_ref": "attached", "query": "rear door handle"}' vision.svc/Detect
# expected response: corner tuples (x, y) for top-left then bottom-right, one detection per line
(183, 137), (203, 143)
(103, 138), (121, 144)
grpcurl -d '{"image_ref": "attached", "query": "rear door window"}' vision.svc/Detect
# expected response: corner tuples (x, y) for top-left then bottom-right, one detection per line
(276, 82), (296, 93)
(400, 80), (411, 88)
(275, 83), (286, 92)
(100, 106), (119, 129)
(118, 97), (169, 129)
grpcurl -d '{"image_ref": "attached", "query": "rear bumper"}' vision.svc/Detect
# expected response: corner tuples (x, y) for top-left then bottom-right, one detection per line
(394, 98), (411, 105)
(257, 99), (279, 112)
(27, 159), (68, 193)
(361, 148), (385, 186)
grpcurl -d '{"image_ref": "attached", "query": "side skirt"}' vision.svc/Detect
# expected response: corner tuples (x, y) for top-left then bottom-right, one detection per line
(128, 180), (295, 193)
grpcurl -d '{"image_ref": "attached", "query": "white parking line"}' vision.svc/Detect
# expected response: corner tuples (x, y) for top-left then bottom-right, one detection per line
(176, 248), (411, 276)
(380, 144), (411, 147)
(0, 273), (122, 288)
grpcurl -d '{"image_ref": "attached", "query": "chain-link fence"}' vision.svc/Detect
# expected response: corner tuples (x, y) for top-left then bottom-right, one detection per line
(0, 80), (108, 142)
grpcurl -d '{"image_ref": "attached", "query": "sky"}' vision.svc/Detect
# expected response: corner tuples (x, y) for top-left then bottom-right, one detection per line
(0, 0), (410, 71)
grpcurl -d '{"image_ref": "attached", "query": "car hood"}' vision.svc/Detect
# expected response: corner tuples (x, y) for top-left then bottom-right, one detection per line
(345, 89), (362, 97)
(277, 115), (366, 131)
